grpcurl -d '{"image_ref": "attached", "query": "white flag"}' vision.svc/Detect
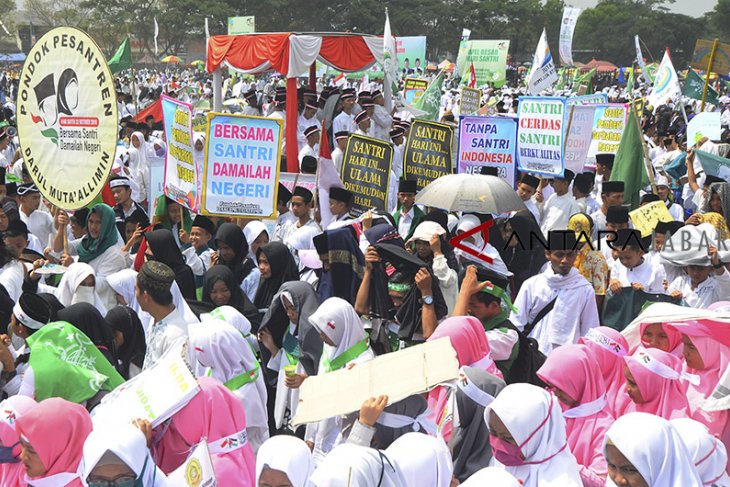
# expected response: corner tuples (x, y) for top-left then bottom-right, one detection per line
(647, 49), (681, 108)
(527, 28), (558, 95)
(154, 18), (159, 56)
(383, 8), (398, 113)
(558, 7), (581, 66)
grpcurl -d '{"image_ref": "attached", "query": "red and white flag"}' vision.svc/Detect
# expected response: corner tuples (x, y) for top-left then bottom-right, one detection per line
(333, 73), (347, 87)
(468, 62), (477, 88)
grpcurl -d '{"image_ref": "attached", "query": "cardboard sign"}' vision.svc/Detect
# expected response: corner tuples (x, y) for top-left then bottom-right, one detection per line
(292, 338), (459, 426)
(403, 120), (454, 190)
(341, 134), (393, 216)
(162, 95), (198, 210)
(586, 103), (628, 166)
(564, 105), (597, 174)
(459, 87), (481, 115)
(516, 96), (566, 177)
(457, 116), (516, 183)
(629, 200), (674, 237)
(92, 344), (199, 428)
(691, 39), (730, 75)
(403, 78), (429, 105)
(168, 441), (217, 487)
(687, 112), (722, 149)
(17, 27), (118, 209)
(202, 113), (282, 218)
(192, 115), (208, 133)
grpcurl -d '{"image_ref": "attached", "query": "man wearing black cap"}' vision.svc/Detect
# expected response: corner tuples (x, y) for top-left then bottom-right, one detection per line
(608, 228), (665, 295)
(241, 89), (262, 117)
(392, 178), (424, 241)
(333, 89), (356, 135)
(590, 180), (625, 238)
(327, 187), (355, 228)
(332, 131), (349, 175)
(110, 175), (149, 240)
(591, 153), (615, 200)
(353, 110), (371, 137)
(538, 169), (580, 236)
(516, 173), (541, 224)
(370, 90), (392, 142)
(511, 230), (599, 354)
(182, 214), (215, 288)
(17, 182), (55, 249)
(280, 186), (319, 243)
(273, 183), (296, 242)
(298, 125), (320, 170)
(297, 101), (320, 152)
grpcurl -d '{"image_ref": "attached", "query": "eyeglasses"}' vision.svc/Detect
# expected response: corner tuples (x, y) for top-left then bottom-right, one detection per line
(86, 475), (137, 487)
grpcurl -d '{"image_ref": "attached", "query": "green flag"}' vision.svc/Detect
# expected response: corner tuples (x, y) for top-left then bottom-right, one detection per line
(555, 68), (567, 90)
(108, 37), (131, 74)
(572, 68), (596, 93)
(682, 70), (719, 106)
(695, 150), (730, 181)
(413, 71), (444, 121)
(611, 109), (649, 209)
(626, 68), (634, 92)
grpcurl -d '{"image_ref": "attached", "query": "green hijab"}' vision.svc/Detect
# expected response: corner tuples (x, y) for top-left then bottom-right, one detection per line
(27, 321), (125, 404)
(154, 195), (193, 234)
(77, 204), (118, 263)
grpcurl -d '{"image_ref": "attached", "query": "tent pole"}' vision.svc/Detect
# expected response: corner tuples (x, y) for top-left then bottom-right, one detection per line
(213, 68), (222, 112)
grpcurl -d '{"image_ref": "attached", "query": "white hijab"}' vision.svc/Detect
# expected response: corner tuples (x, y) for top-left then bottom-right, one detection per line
(55, 262), (107, 314)
(256, 436), (313, 487)
(669, 418), (730, 487)
(242, 220), (269, 262)
(486, 383), (581, 487)
(308, 297), (371, 368)
(604, 412), (702, 487)
(127, 131), (147, 173)
(200, 305), (257, 351)
(461, 467), (521, 487)
(310, 444), (405, 487)
(81, 422), (167, 486)
(384, 433), (453, 487)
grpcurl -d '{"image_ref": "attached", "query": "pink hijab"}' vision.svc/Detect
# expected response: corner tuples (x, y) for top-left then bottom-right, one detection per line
(537, 344), (613, 484)
(154, 377), (256, 486)
(0, 396), (37, 487)
(579, 327), (628, 417)
(427, 316), (502, 442)
(14, 398), (91, 487)
(639, 322), (683, 357)
(617, 347), (691, 420)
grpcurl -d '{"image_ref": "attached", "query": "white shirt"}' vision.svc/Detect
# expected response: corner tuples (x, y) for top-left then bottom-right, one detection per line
(182, 246), (212, 278)
(397, 207), (415, 240)
(540, 192), (580, 236)
(298, 144), (318, 168)
(143, 306), (189, 370)
(20, 208), (55, 249)
(665, 201), (684, 221)
(273, 212), (297, 242)
(297, 114), (320, 152)
(370, 105), (392, 142)
(524, 198), (541, 225)
(610, 257), (666, 294)
(668, 270), (730, 309)
(333, 111), (356, 135)
(332, 147), (345, 176)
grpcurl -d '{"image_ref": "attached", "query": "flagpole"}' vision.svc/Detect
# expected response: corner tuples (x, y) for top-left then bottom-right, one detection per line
(701, 39), (719, 112)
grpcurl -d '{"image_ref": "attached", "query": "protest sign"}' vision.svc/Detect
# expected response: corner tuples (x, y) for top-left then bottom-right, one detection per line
(459, 87), (481, 115)
(168, 441), (217, 487)
(202, 113), (282, 218)
(192, 114), (207, 133)
(403, 78), (429, 105)
(516, 96), (566, 177)
(456, 40), (510, 88)
(92, 344), (199, 428)
(564, 104), (597, 174)
(629, 200), (674, 237)
(457, 116), (516, 183)
(341, 134), (393, 216)
(148, 155), (165, 216)
(687, 112), (721, 149)
(278, 172), (317, 193)
(559, 7), (581, 66)
(17, 27), (118, 209)
(228, 15), (255, 34)
(293, 338), (459, 426)
(404, 120), (454, 190)
(586, 104), (628, 166)
(567, 93), (608, 105)
(396, 36), (427, 71)
(691, 39), (730, 75)
(162, 95), (198, 210)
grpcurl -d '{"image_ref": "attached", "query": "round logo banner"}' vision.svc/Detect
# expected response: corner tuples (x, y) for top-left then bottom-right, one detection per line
(17, 27), (118, 209)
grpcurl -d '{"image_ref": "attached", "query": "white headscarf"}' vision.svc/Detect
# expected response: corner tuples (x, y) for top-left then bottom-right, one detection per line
(604, 412), (703, 487)
(55, 262), (106, 314)
(460, 467), (521, 487)
(384, 433), (453, 487)
(486, 383), (581, 487)
(127, 131), (147, 174)
(309, 444), (405, 487)
(201, 305), (257, 351)
(308, 297), (370, 367)
(242, 220), (269, 262)
(669, 418), (730, 487)
(81, 422), (167, 486)
(256, 436), (313, 487)
(406, 221), (445, 246)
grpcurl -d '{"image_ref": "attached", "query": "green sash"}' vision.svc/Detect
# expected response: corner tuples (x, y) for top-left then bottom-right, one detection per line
(322, 339), (369, 373)
(224, 363), (260, 391)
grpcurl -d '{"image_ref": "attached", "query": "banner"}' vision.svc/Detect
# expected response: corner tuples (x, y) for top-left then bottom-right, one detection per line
(202, 113), (282, 218)
(341, 134), (393, 216)
(227, 16), (255, 35)
(647, 50), (681, 108)
(516, 96), (566, 177)
(687, 112), (721, 149)
(278, 172), (317, 193)
(691, 39), (730, 75)
(457, 116), (516, 183)
(168, 441), (217, 487)
(564, 105), (597, 174)
(162, 95), (198, 210)
(17, 27), (118, 209)
(683, 69), (720, 106)
(456, 40), (510, 88)
(586, 103), (629, 166)
(396, 36), (427, 71)
(403, 78), (429, 105)
(459, 87), (481, 115)
(567, 93), (608, 105)
(527, 29), (558, 95)
(404, 120), (454, 190)
(559, 7), (581, 66)
(147, 154), (165, 216)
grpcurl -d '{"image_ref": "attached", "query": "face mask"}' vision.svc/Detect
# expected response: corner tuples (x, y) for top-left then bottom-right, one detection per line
(0, 441), (20, 463)
(155, 147), (165, 157)
(72, 285), (95, 305)
(9, 328), (24, 350)
(489, 434), (524, 466)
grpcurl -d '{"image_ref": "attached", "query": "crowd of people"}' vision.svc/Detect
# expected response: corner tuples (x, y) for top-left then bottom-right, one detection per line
(0, 60), (729, 487)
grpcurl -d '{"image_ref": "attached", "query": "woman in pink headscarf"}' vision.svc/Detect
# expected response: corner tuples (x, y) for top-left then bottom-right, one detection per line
(537, 344), (613, 487)
(0, 396), (37, 487)
(579, 327), (628, 417)
(153, 376), (256, 486)
(427, 316), (502, 442)
(615, 347), (693, 420)
(668, 319), (730, 473)
(638, 322), (683, 356)
(14, 398), (92, 487)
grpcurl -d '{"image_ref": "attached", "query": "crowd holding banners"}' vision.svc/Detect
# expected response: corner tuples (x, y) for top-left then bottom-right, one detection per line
(4, 11), (730, 487)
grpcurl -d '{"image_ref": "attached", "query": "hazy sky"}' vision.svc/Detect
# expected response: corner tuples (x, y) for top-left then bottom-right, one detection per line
(568, 0), (715, 17)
